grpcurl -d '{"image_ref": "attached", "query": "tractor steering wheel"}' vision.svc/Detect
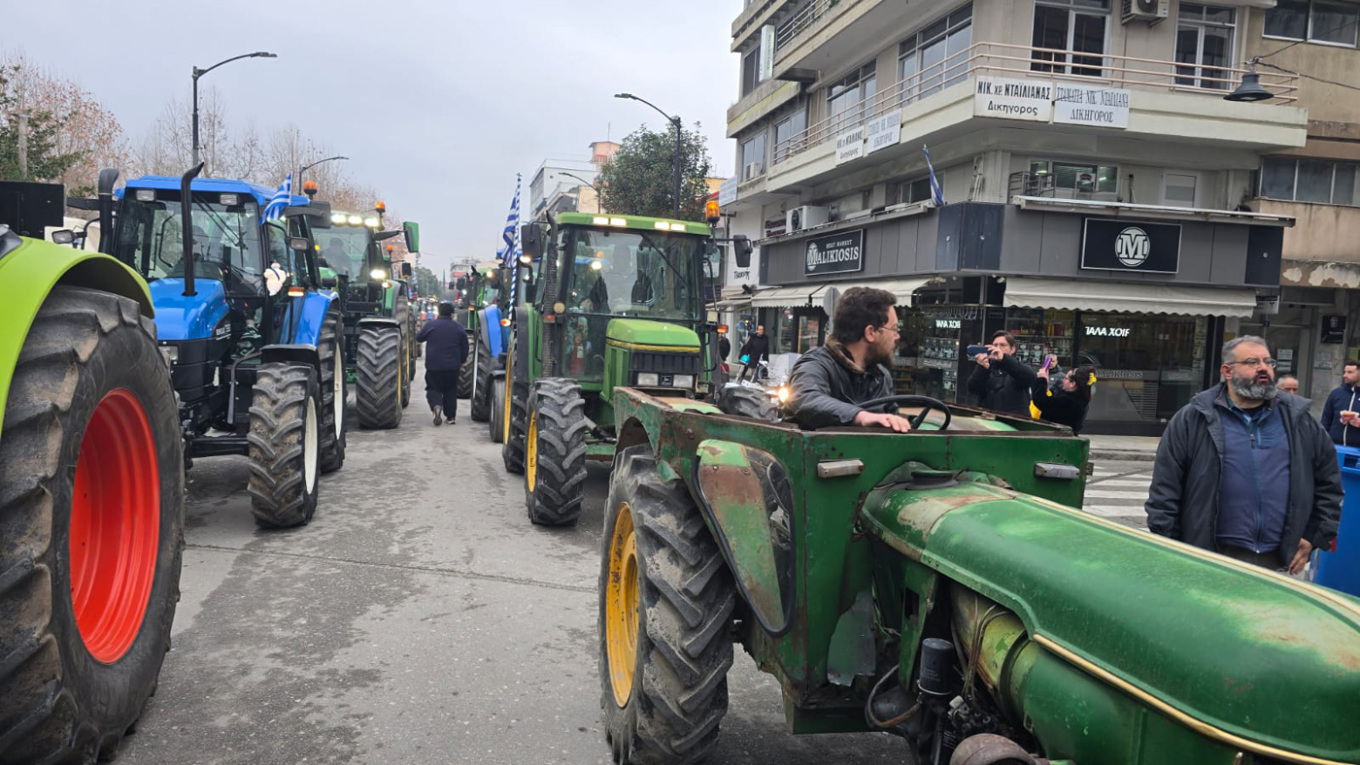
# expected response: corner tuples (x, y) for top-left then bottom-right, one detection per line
(854, 394), (952, 431)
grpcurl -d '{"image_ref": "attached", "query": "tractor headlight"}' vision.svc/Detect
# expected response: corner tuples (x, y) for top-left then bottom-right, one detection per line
(370, 268), (387, 280)
(776, 385), (791, 403)
(636, 372), (660, 387)
(672, 374), (695, 389)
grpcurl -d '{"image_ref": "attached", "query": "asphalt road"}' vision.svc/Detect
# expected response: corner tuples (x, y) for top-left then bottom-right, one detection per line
(118, 378), (905, 764)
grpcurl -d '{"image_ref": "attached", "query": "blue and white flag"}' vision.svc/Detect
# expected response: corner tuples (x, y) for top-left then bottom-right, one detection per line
(500, 174), (520, 263)
(261, 173), (293, 221)
(923, 145), (944, 206)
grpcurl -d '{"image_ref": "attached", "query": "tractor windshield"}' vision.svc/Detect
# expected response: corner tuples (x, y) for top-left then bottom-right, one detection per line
(562, 226), (704, 323)
(116, 193), (263, 292)
(316, 223), (373, 279)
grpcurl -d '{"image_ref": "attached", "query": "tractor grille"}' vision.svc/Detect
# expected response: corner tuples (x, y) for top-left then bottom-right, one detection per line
(630, 350), (701, 376)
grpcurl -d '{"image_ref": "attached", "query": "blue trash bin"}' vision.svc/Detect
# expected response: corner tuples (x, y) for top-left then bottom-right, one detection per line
(1316, 444), (1360, 597)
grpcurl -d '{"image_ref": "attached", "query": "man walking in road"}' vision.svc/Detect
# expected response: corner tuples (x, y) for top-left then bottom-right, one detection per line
(1145, 335), (1341, 574)
(967, 330), (1037, 417)
(416, 302), (469, 426)
(1321, 360), (1360, 446)
(739, 325), (770, 367)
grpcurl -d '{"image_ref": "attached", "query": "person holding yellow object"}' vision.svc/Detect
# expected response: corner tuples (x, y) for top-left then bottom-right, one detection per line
(1030, 359), (1095, 434)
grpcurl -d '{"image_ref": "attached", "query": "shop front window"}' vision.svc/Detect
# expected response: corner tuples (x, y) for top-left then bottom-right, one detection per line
(1078, 313), (1207, 424)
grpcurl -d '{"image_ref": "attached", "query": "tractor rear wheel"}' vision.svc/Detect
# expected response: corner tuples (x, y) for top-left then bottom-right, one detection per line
(355, 325), (402, 429)
(399, 326), (412, 410)
(717, 386), (779, 421)
(599, 445), (735, 765)
(524, 379), (589, 526)
(501, 353), (528, 474)
(318, 307), (347, 474)
(470, 340), (493, 423)
(490, 376), (506, 444)
(247, 363), (322, 529)
(0, 287), (184, 765)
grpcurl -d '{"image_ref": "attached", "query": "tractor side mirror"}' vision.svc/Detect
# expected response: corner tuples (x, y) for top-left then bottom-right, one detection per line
(403, 221), (420, 253)
(322, 275), (338, 288)
(456, 277), (468, 291)
(401, 262), (413, 277)
(520, 222), (542, 258)
(733, 235), (753, 269)
(51, 229), (76, 245)
(448, 281), (456, 290)
(288, 237), (309, 252)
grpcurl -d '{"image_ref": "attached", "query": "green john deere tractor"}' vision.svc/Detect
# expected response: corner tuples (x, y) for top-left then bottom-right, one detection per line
(316, 208), (419, 429)
(498, 212), (769, 526)
(598, 388), (1360, 765)
(0, 177), (184, 763)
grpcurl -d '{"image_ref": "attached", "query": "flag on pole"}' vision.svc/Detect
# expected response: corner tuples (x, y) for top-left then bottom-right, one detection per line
(261, 173), (293, 221)
(500, 174), (521, 264)
(923, 145), (944, 206)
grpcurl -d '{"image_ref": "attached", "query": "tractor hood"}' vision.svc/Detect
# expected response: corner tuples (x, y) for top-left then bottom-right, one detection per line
(147, 278), (229, 341)
(605, 318), (699, 350)
(859, 477), (1360, 762)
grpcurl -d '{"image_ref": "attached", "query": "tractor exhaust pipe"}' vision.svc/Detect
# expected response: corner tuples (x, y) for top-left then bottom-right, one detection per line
(180, 163), (204, 297)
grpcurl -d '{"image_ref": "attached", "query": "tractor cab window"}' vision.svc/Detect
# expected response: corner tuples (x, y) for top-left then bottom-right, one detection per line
(562, 227), (702, 322)
(116, 192), (263, 294)
(316, 223), (372, 280)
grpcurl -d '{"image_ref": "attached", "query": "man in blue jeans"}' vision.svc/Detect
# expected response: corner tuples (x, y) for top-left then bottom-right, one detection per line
(416, 302), (469, 426)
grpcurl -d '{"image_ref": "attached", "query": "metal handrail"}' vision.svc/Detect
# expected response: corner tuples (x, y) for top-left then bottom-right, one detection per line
(775, 0), (835, 51)
(769, 41), (1300, 166)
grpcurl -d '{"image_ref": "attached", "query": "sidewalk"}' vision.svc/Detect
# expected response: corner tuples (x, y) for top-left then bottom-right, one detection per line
(1085, 434), (1160, 463)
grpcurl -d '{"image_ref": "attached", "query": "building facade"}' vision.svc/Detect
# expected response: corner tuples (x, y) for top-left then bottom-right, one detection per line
(528, 141), (619, 220)
(718, 0), (1357, 434)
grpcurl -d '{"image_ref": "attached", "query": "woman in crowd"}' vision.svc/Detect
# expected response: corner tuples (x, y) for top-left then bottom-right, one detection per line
(1031, 362), (1096, 434)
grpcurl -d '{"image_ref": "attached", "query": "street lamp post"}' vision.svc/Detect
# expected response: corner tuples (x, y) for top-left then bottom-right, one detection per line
(614, 92), (682, 219)
(298, 155), (349, 188)
(192, 51), (277, 169)
(559, 171), (599, 213)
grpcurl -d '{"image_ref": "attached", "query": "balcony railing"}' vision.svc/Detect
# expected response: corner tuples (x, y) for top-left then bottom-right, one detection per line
(770, 41), (1299, 166)
(774, 0), (838, 52)
(1008, 171), (1118, 201)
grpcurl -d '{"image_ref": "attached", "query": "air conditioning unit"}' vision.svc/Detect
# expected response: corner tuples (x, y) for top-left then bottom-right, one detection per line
(1122, 0), (1168, 23)
(785, 205), (830, 232)
(743, 163), (763, 182)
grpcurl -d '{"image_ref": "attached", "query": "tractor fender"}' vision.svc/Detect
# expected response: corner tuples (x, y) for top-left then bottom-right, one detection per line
(481, 304), (503, 357)
(283, 292), (334, 348)
(0, 239), (152, 435)
(357, 316), (401, 330)
(260, 343), (321, 370)
(147, 278), (229, 341)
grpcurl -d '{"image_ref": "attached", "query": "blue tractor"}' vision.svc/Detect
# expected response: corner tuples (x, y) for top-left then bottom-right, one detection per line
(106, 167), (346, 528)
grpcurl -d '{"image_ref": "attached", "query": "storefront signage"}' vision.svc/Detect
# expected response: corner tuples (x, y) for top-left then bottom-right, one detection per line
(1322, 315), (1347, 344)
(804, 229), (865, 276)
(1081, 218), (1181, 273)
(1053, 84), (1130, 129)
(935, 319), (961, 330)
(764, 217), (787, 238)
(1085, 325), (1132, 338)
(865, 110), (902, 155)
(718, 176), (738, 207)
(835, 126), (866, 165)
(759, 25), (775, 82)
(974, 77), (1053, 122)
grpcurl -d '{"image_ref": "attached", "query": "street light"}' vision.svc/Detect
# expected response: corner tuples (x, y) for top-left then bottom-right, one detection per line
(192, 51), (277, 168)
(559, 171), (599, 213)
(298, 155), (349, 188)
(615, 92), (682, 219)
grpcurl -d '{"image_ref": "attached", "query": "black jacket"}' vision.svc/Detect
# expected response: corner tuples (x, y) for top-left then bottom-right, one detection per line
(739, 334), (770, 364)
(416, 317), (469, 372)
(788, 341), (896, 430)
(1320, 384), (1360, 446)
(1030, 376), (1089, 433)
(966, 354), (1037, 417)
(1145, 383), (1341, 565)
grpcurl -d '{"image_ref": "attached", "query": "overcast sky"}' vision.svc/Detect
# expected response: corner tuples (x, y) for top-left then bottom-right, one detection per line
(6, 0), (740, 277)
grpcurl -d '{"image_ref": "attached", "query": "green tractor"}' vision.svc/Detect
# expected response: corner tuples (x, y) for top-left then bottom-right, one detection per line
(315, 208), (419, 429)
(498, 212), (768, 526)
(597, 389), (1360, 765)
(0, 178), (184, 762)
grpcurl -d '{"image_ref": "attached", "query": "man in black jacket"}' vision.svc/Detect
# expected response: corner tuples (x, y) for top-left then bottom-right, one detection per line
(415, 302), (469, 425)
(788, 287), (911, 432)
(966, 330), (1036, 417)
(1145, 335), (1340, 574)
(1320, 360), (1360, 446)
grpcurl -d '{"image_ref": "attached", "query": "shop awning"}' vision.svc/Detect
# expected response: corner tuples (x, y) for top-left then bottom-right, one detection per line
(824, 277), (938, 306)
(714, 295), (752, 309)
(1003, 277), (1258, 318)
(750, 285), (823, 308)
(754, 277), (938, 309)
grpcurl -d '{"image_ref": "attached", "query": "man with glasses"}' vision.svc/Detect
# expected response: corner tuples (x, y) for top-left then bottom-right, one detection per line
(1146, 335), (1340, 574)
(788, 287), (912, 432)
(967, 330), (1037, 417)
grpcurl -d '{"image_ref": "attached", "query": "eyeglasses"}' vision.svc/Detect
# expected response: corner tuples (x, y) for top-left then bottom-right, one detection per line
(874, 325), (901, 337)
(1227, 357), (1277, 370)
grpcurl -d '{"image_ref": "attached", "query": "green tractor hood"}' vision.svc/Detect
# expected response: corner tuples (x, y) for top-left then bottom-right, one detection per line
(860, 477), (1360, 762)
(605, 318), (700, 350)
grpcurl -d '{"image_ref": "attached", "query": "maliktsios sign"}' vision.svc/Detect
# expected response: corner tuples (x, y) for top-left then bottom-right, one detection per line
(805, 229), (864, 276)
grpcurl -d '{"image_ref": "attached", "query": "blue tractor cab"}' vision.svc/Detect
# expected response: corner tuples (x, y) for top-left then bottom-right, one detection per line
(109, 170), (346, 528)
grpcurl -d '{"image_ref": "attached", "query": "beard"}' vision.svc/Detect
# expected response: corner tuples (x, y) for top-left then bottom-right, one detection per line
(866, 343), (894, 367)
(1230, 373), (1278, 402)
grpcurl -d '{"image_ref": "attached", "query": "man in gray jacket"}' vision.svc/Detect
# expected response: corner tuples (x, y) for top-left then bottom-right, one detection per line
(1145, 335), (1341, 574)
(788, 287), (913, 432)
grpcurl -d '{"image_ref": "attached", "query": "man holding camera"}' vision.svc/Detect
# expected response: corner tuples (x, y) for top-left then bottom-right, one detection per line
(966, 330), (1037, 418)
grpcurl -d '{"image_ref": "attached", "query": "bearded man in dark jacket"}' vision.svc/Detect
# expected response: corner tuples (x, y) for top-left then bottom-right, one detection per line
(787, 287), (912, 432)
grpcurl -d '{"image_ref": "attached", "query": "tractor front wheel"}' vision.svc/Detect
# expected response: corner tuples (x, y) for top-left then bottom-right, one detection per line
(502, 355), (528, 474)
(490, 376), (507, 444)
(318, 306), (347, 474)
(399, 326), (412, 410)
(355, 325), (403, 429)
(470, 340), (493, 422)
(599, 445), (736, 765)
(0, 287), (184, 764)
(717, 386), (778, 421)
(524, 379), (589, 526)
(247, 363), (323, 528)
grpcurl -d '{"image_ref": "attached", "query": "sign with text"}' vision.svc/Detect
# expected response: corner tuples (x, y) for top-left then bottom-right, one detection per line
(804, 229), (865, 276)
(974, 78), (1052, 122)
(865, 110), (902, 155)
(1053, 84), (1130, 128)
(718, 176), (738, 207)
(1081, 218), (1181, 273)
(759, 25), (775, 82)
(835, 126), (865, 165)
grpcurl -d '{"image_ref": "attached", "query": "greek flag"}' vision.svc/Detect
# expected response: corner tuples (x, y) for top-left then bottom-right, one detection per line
(500, 175), (520, 263)
(261, 173), (292, 221)
(923, 145), (944, 206)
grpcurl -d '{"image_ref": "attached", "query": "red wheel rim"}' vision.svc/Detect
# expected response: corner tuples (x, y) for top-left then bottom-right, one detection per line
(69, 388), (161, 663)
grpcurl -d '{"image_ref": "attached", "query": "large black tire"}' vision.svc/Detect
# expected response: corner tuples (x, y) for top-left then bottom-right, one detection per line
(717, 385), (779, 421)
(524, 379), (589, 526)
(247, 363), (322, 529)
(457, 354), (475, 400)
(470, 340), (493, 422)
(501, 351), (528, 474)
(0, 286), (184, 765)
(399, 325), (412, 410)
(490, 376), (506, 444)
(318, 306), (347, 474)
(355, 324), (402, 430)
(599, 446), (736, 765)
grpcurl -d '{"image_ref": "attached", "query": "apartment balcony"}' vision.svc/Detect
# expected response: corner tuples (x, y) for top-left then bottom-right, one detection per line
(765, 41), (1306, 192)
(771, 0), (916, 81)
(728, 78), (802, 139)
